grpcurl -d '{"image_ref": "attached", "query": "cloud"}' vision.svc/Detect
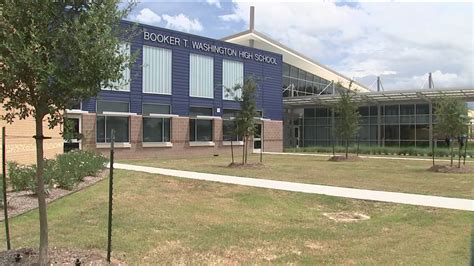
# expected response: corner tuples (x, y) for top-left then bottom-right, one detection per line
(132, 8), (161, 25)
(206, 0), (221, 8)
(221, 2), (473, 90)
(162, 13), (203, 33)
(219, 14), (241, 22)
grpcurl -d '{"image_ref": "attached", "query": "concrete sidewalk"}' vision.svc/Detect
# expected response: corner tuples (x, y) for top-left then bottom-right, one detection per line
(112, 163), (473, 212)
(264, 151), (474, 163)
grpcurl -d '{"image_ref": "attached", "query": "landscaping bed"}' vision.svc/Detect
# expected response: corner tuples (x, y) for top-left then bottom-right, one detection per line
(0, 150), (108, 220)
(0, 171), (106, 221)
(0, 247), (123, 265)
(428, 165), (474, 173)
(328, 155), (362, 162)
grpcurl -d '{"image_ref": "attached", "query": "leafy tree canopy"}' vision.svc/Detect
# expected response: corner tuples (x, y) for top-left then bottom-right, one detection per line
(334, 84), (360, 140)
(434, 97), (469, 139)
(0, 0), (136, 127)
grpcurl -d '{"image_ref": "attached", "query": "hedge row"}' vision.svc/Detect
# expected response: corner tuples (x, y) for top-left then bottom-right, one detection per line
(8, 150), (107, 194)
(286, 145), (474, 158)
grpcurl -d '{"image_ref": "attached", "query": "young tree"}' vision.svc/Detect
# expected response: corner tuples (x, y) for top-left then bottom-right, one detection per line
(434, 97), (469, 167)
(0, 1), (135, 264)
(226, 77), (259, 165)
(333, 82), (360, 159)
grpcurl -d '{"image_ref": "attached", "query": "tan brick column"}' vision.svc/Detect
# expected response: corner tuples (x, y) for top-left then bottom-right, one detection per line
(213, 118), (223, 144)
(263, 120), (283, 152)
(81, 113), (96, 150)
(130, 115), (142, 148)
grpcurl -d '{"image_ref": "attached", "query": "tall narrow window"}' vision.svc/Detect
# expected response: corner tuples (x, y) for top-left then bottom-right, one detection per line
(190, 53), (213, 98)
(189, 107), (214, 142)
(143, 46), (172, 94)
(104, 43), (130, 91)
(222, 109), (241, 141)
(142, 103), (172, 143)
(222, 59), (243, 100)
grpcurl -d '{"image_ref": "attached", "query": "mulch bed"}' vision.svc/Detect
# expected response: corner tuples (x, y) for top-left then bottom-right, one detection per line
(428, 165), (474, 173)
(0, 171), (107, 221)
(328, 156), (362, 162)
(227, 162), (265, 169)
(0, 247), (124, 265)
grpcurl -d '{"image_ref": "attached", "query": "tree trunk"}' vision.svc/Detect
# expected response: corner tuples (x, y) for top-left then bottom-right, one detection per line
(230, 139), (234, 164)
(242, 135), (246, 165)
(345, 138), (349, 159)
(35, 115), (48, 265)
(245, 135), (249, 164)
(450, 140), (453, 167)
(458, 143), (461, 168)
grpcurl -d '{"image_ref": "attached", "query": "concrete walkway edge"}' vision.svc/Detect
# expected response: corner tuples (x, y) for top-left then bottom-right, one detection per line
(112, 163), (473, 212)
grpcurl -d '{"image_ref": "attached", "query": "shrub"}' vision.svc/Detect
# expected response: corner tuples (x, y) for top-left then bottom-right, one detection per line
(53, 150), (107, 190)
(9, 162), (35, 192)
(8, 160), (55, 194)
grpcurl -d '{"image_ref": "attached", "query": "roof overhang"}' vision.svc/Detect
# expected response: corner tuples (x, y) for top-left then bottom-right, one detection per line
(283, 88), (474, 108)
(222, 30), (370, 93)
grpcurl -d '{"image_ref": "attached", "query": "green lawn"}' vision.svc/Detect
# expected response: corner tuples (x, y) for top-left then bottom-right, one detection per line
(121, 154), (473, 199)
(1, 170), (472, 264)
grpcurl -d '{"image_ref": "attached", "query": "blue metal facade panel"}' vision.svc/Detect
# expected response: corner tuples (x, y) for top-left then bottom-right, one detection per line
(82, 21), (283, 120)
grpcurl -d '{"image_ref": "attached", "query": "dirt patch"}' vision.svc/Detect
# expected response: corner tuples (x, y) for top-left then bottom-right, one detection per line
(328, 156), (362, 162)
(428, 165), (474, 174)
(304, 241), (326, 251)
(0, 171), (107, 221)
(227, 162), (264, 169)
(323, 212), (370, 222)
(0, 247), (124, 265)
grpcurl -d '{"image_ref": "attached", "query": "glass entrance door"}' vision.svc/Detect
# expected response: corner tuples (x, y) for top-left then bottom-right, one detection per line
(253, 123), (262, 152)
(294, 126), (300, 148)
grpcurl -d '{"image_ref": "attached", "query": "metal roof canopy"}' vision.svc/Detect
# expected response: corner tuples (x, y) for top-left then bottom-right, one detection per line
(284, 87), (474, 107)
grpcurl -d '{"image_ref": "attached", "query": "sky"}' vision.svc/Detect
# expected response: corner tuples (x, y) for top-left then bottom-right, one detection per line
(124, 0), (473, 91)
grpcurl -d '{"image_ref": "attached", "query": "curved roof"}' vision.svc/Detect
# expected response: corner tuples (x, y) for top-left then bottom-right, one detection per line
(222, 29), (370, 93)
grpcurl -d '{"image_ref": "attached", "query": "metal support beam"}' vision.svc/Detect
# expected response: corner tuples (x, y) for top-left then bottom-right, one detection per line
(429, 101), (433, 148)
(331, 107), (336, 146)
(377, 105), (382, 147)
(289, 108), (294, 147)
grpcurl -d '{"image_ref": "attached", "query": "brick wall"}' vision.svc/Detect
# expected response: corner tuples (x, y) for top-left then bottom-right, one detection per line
(0, 107), (63, 165)
(81, 113), (283, 159)
(263, 120), (283, 152)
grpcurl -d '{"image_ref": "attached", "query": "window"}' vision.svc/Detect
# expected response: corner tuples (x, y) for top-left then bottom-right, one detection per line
(222, 59), (243, 100)
(143, 117), (171, 142)
(142, 103), (171, 143)
(190, 53), (213, 98)
(142, 103), (170, 115)
(190, 119), (213, 141)
(189, 107), (213, 116)
(189, 107), (213, 142)
(103, 42), (130, 91)
(222, 109), (241, 141)
(96, 101), (130, 143)
(143, 46), (172, 94)
(97, 116), (129, 143)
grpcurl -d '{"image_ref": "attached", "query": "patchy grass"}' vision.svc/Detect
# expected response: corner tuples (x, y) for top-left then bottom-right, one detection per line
(0, 170), (471, 264)
(121, 154), (474, 199)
